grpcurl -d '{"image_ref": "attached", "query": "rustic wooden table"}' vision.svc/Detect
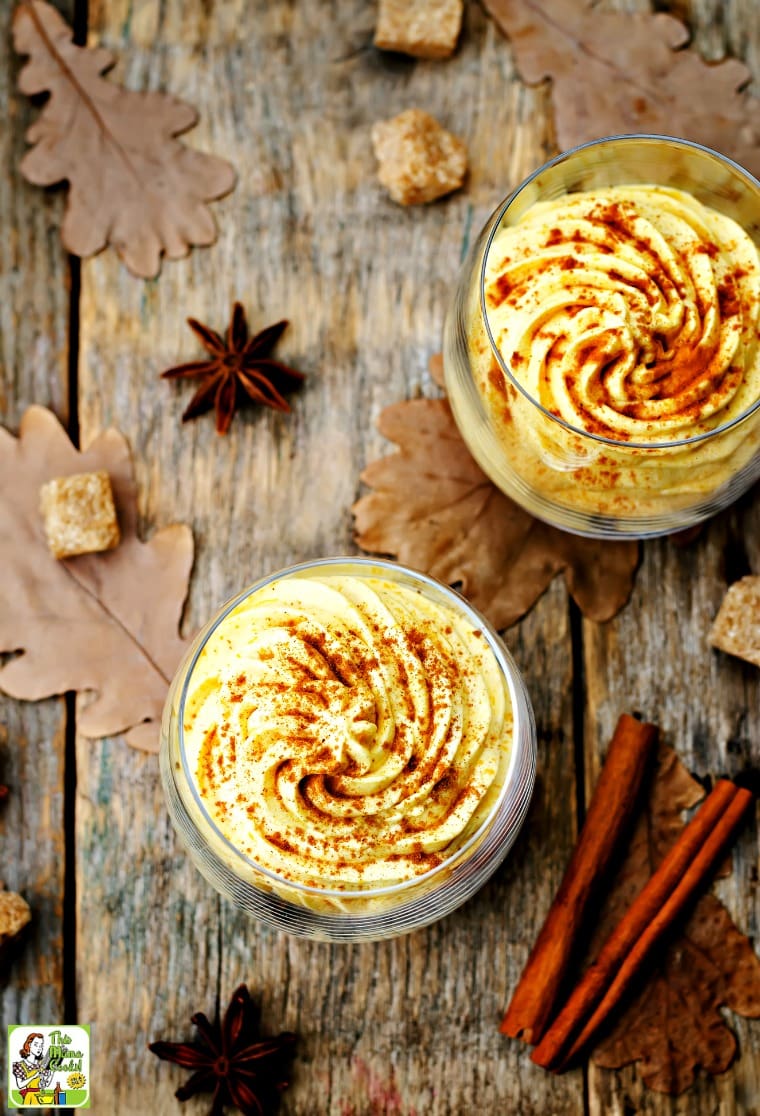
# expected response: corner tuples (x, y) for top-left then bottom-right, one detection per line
(2, 1), (759, 1113)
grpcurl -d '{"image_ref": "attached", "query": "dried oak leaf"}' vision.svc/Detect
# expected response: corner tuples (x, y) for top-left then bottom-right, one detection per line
(353, 394), (639, 629)
(590, 743), (760, 1094)
(12, 0), (236, 279)
(484, 0), (760, 177)
(0, 407), (193, 753)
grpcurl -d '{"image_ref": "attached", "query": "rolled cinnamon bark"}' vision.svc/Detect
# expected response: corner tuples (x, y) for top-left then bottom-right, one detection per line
(501, 713), (658, 1043)
(532, 778), (754, 1071)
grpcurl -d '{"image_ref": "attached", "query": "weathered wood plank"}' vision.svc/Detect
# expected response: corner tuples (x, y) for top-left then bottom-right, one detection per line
(585, 0), (760, 1109)
(0, 0), (72, 1048)
(75, 1), (582, 1112)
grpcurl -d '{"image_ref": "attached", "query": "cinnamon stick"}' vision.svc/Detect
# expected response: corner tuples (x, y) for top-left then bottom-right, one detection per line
(532, 778), (754, 1071)
(501, 713), (658, 1043)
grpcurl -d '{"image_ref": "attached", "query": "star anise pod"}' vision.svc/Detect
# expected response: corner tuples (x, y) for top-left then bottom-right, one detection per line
(149, 983), (297, 1116)
(161, 303), (305, 435)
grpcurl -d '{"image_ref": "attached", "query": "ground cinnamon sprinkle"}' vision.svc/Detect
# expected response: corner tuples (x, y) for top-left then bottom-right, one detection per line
(432, 771), (455, 797)
(717, 279), (741, 317)
(267, 832), (297, 854)
(184, 572), (515, 893)
(475, 183), (760, 530)
(608, 269), (654, 303)
(196, 726), (218, 790)
(489, 274), (513, 306)
(489, 360), (507, 392)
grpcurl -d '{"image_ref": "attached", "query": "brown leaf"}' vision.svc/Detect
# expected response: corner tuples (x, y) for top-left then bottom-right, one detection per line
(12, 0), (236, 279)
(590, 744), (760, 1094)
(484, 0), (760, 176)
(428, 351), (445, 388)
(353, 396), (639, 629)
(0, 407), (194, 752)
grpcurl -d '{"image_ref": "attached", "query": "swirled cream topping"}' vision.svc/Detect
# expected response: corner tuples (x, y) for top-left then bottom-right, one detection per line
(483, 186), (760, 443)
(182, 572), (513, 890)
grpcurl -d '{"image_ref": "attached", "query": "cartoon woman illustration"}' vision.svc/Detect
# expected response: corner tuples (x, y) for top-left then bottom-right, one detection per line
(12, 1033), (53, 1103)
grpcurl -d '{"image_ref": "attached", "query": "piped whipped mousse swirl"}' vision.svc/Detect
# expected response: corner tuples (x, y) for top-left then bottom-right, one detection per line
(483, 186), (760, 443)
(182, 573), (513, 890)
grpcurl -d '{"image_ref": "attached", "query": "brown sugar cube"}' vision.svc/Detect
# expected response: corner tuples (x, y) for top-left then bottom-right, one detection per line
(372, 109), (467, 206)
(0, 888), (31, 947)
(374, 0), (463, 59)
(39, 470), (121, 560)
(709, 575), (760, 668)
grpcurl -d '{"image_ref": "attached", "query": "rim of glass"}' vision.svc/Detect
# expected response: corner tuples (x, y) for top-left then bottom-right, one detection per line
(479, 133), (760, 451)
(175, 556), (528, 900)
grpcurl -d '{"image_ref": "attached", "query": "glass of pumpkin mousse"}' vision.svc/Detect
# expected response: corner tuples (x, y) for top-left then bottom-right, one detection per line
(160, 557), (536, 941)
(444, 135), (760, 538)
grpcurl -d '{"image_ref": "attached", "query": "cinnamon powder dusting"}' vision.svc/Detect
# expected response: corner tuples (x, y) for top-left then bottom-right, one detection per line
(185, 573), (512, 893)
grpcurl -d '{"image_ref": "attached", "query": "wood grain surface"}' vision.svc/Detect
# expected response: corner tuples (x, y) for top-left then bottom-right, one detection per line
(0, 0), (72, 1051)
(1, 0), (758, 1114)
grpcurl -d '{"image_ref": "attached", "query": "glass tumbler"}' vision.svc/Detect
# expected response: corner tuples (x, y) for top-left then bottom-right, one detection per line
(160, 557), (537, 941)
(444, 135), (760, 538)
